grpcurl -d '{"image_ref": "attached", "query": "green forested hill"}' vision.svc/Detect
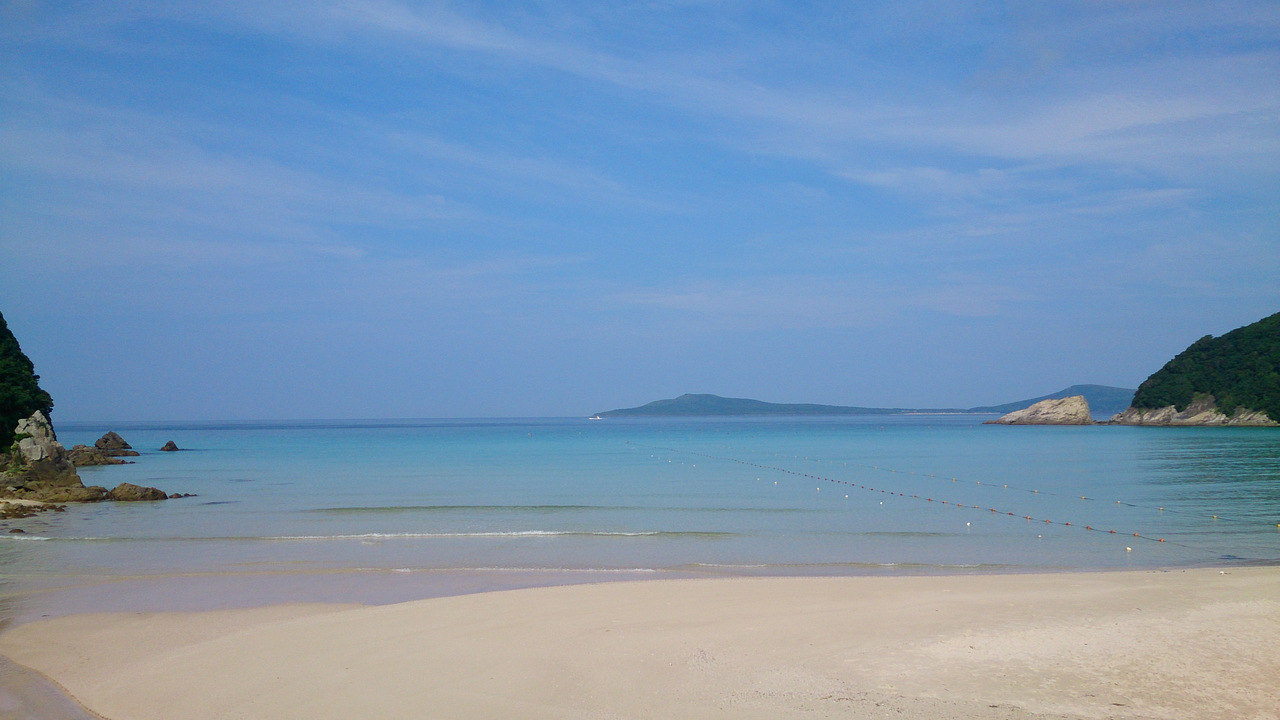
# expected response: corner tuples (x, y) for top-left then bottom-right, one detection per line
(0, 311), (54, 447)
(1131, 311), (1280, 422)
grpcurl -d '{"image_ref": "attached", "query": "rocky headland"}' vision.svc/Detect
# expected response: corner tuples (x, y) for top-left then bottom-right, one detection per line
(1115, 311), (1279, 427)
(985, 395), (1094, 425)
(1110, 394), (1278, 426)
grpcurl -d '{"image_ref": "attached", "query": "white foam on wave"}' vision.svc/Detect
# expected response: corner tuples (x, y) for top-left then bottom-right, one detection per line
(263, 530), (664, 541)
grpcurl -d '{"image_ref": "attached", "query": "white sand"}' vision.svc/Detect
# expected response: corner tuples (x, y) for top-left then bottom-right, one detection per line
(2, 568), (1278, 720)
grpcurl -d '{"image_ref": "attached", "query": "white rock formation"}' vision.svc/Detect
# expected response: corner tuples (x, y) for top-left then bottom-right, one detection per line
(986, 396), (1093, 425)
(13, 411), (66, 463)
(1110, 395), (1277, 426)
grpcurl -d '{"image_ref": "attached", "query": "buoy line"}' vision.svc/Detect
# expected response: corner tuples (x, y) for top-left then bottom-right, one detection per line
(632, 442), (1183, 547)
(685, 441), (1254, 529)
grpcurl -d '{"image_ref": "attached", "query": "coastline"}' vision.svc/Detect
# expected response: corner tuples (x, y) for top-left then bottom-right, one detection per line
(3, 566), (1277, 719)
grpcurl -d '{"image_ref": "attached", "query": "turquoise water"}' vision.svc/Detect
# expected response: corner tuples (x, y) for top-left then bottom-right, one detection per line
(2, 416), (1278, 616)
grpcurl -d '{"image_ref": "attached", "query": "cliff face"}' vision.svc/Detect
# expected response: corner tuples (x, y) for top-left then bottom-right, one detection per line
(1110, 394), (1278, 426)
(986, 396), (1093, 425)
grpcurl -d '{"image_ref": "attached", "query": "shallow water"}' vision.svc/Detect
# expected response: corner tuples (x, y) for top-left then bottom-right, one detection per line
(2, 415), (1277, 618)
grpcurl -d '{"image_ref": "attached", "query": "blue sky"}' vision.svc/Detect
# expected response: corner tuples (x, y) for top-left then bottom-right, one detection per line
(2, 1), (1278, 420)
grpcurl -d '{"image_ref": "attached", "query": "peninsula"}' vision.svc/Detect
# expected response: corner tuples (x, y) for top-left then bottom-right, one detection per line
(1112, 310), (1279, 426)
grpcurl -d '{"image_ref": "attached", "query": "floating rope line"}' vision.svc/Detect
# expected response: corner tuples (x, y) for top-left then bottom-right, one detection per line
(691, 442), (1252, 528)
(633, 443), (1183, 547)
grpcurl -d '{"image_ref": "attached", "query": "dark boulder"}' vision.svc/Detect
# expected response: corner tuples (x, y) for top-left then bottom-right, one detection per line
(108, 483), (168, 502)
(159, 441), (180, 452)
(95, 432), (140, 457)
(95, 431), (131, 450)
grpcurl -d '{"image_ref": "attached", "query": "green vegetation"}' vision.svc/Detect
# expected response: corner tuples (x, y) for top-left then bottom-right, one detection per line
(0, 311), (54, 448)
(1131, 311), (1280, 422)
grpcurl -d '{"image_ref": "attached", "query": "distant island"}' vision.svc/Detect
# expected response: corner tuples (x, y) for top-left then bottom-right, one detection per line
(595, 385), (1136, 419)
(1112, 311), (1279, 426)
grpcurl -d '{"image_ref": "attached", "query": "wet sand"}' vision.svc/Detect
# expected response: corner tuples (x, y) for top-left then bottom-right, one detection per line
(2, 567), (1278, 719)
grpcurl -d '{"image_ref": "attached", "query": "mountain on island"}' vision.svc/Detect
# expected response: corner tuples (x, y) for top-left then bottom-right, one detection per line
(595, 384), (1135, 418)
(596, 394), (925, 417)
(967, 384), (1135, 418)
(1114, 311), (1279, 425)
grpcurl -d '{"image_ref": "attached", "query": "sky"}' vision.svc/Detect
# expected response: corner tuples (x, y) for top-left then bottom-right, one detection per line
(2, 1), (1278, 420)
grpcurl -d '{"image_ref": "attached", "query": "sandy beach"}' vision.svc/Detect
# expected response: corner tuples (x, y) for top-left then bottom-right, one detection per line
(1, 567), (1277, 720)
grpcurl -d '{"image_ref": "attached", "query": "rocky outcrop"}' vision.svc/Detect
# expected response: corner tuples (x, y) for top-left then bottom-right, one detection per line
(159, 440), (180, 452)
(1110, 395), (1279, 426)
(986, 396), (1093, 425)
(95, 432), (140, 457)
(26, 485), (109, 503)
(5, 411), (82, 487)
(68, 444), (129, 466)
(2, 413), (164, 503)
(108, 483), (168, 502)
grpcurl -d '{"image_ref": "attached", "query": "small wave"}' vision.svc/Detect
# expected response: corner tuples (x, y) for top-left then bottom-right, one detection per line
(671, 561), (1023, 574)
(0, 530), (735, 543)
(263, 530), (735, 540)
(356, 566), (662, 574)
(308, 505), (811, 515)
(309, 505), (626, 514)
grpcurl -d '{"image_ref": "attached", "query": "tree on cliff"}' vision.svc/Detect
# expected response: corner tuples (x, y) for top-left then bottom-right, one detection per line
(0, 311), (54, 448)
(1131, 311), (1280, 422)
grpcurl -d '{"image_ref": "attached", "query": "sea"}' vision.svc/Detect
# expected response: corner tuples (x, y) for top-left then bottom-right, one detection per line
(2, 415), (1278, 621)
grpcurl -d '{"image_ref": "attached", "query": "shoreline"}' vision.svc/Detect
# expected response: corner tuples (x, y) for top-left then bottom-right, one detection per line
(6, 557), (1275, 626)
(3, 566), (1277, 719)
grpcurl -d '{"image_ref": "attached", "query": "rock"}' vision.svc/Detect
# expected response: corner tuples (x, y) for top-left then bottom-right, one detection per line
(1, 500), (66, 519)
(3, 414), (171, 503)
(986, 396), (1094, 425)
(1, 503), (36, 519)
(6, 411), (81, 487)
(68, 444), (128, 466)
(94, 432), (140, 457)
(1110, 395), (1279, 426)
(9, 528), (24, 534)
(167, 492), (196, 499)
(159, 441), (180, 452)
(108, 483), (168, 502)
(94, 431), (131, 451)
